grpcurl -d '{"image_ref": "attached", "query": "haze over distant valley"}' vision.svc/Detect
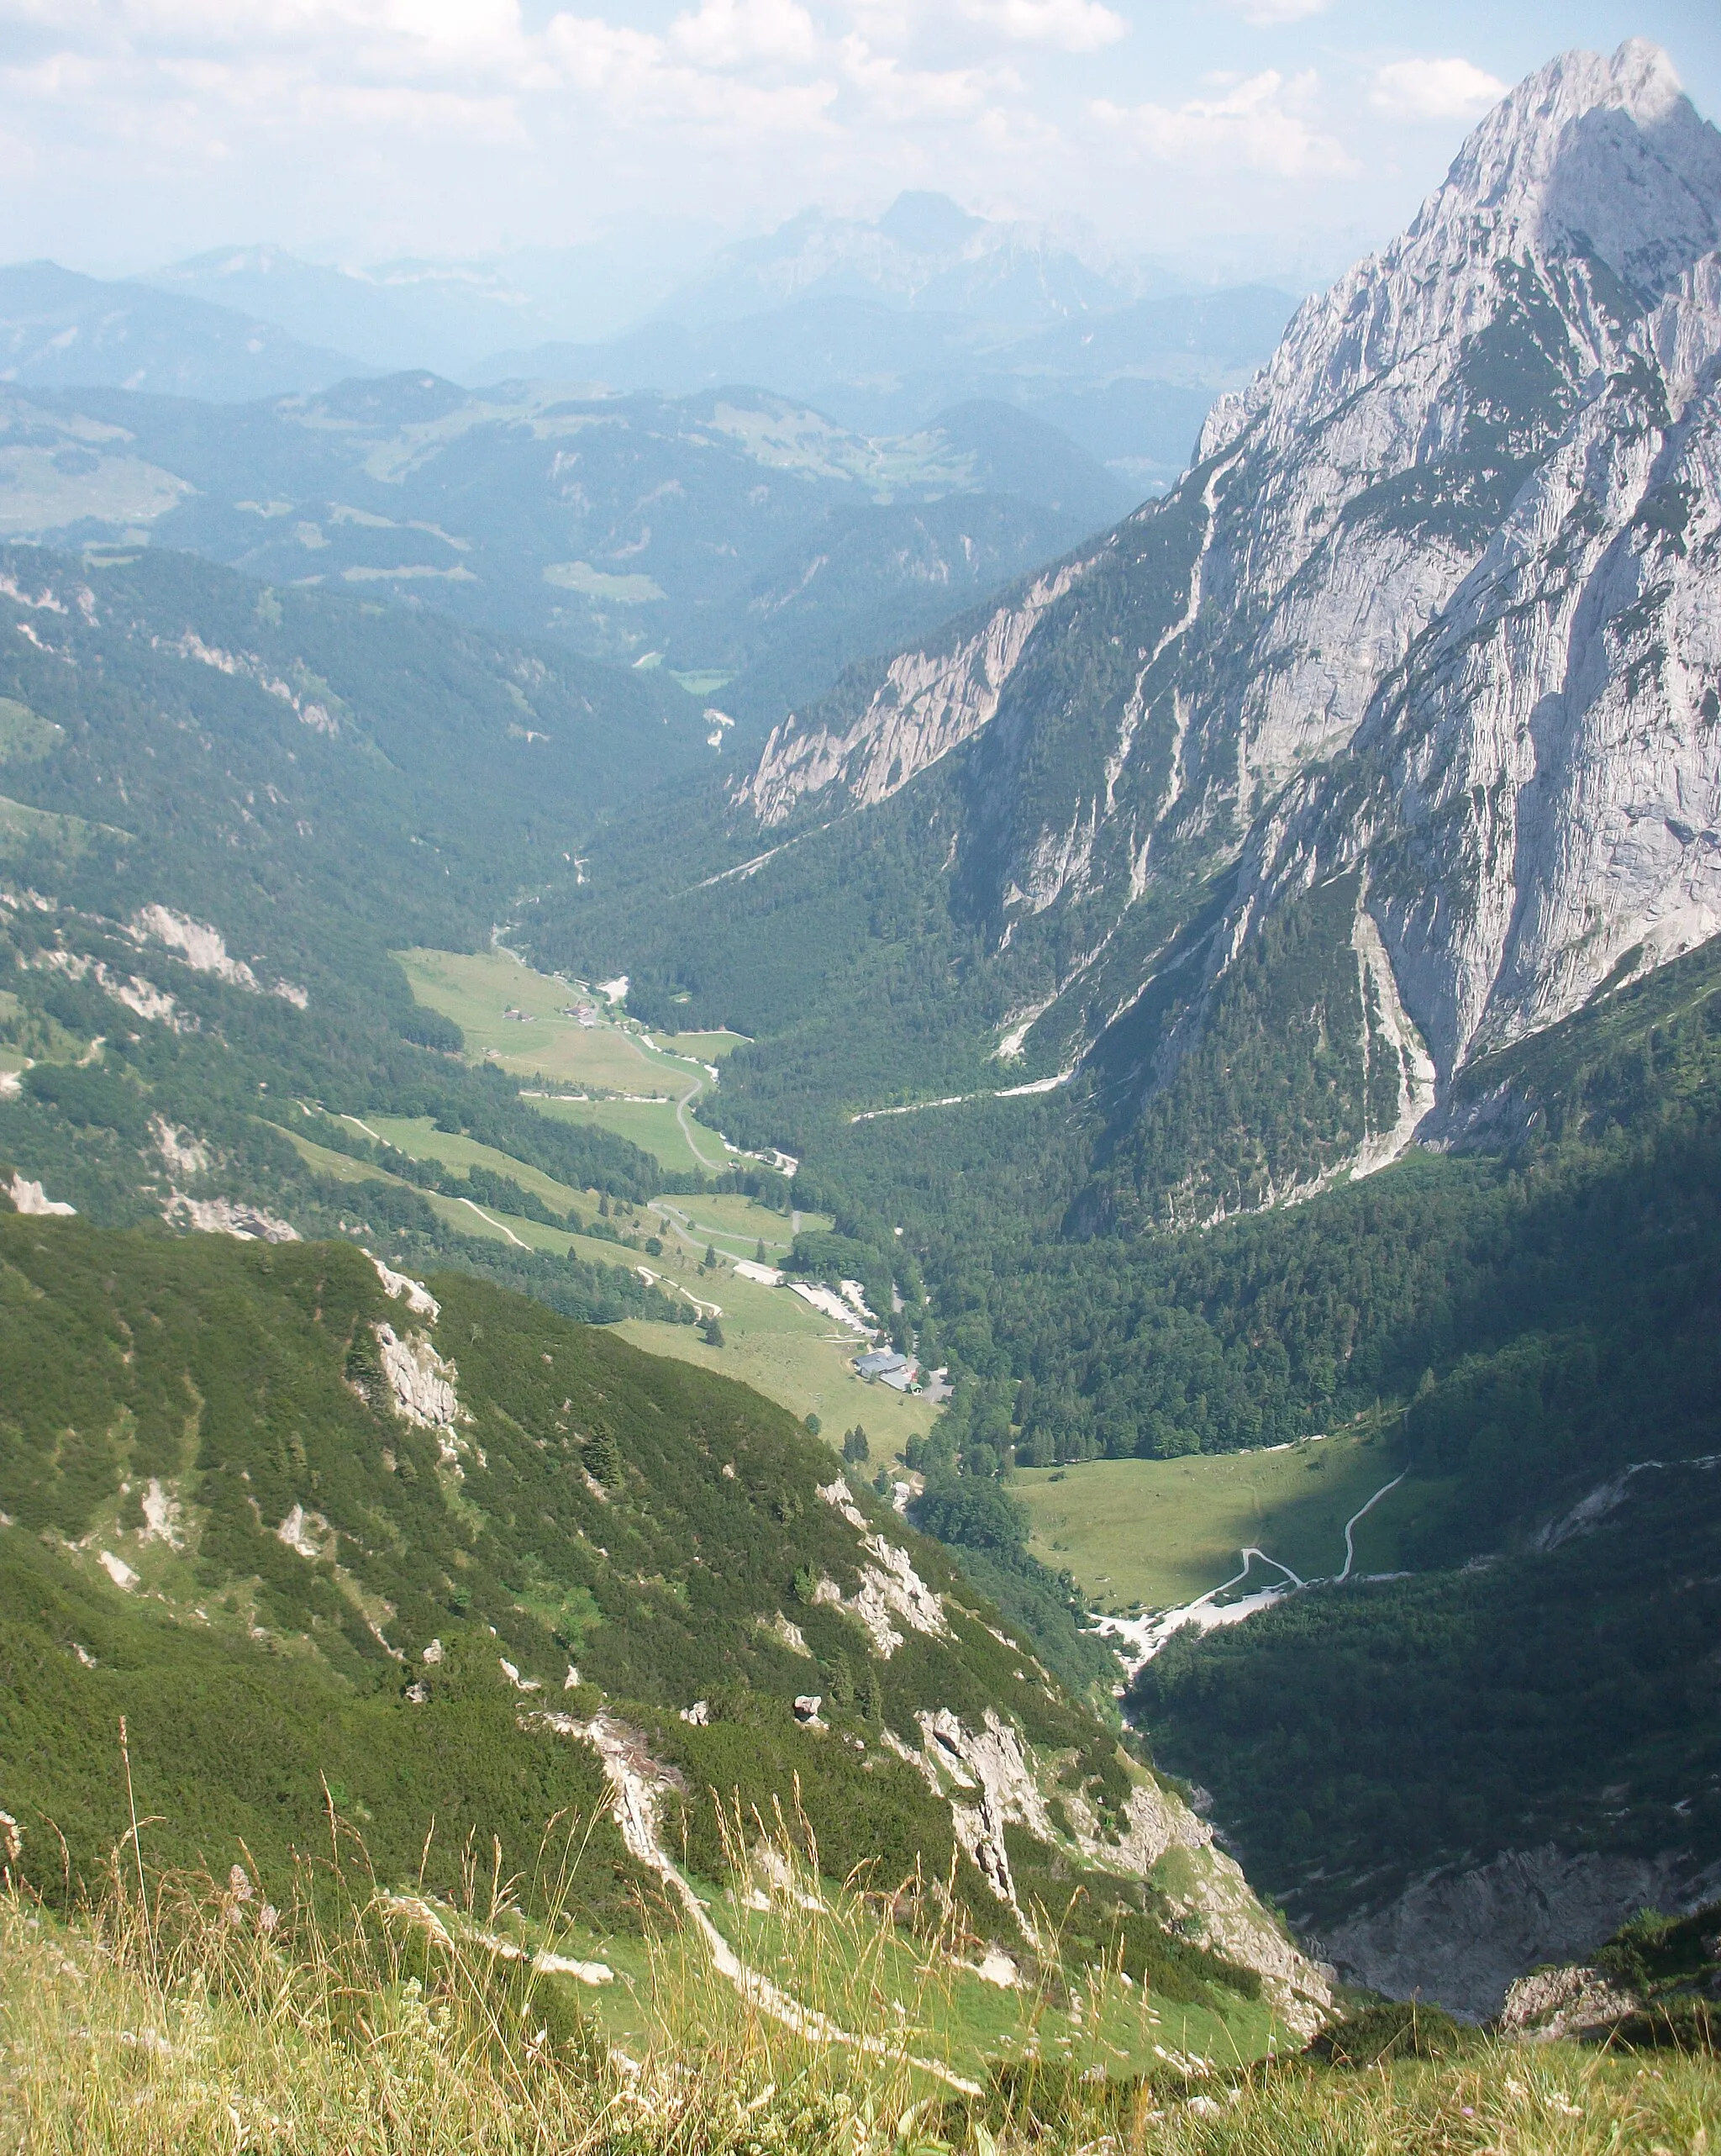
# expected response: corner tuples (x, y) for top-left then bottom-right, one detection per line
(6, 6), (1721, 2138)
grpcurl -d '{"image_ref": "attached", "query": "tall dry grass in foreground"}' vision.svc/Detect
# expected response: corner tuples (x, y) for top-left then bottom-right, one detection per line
(2, 1815), (1720, 2156)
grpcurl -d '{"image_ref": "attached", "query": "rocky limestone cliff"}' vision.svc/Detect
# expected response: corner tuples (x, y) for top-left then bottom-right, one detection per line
(724, 42), (1721, 1177)
(1324, 1842), (1721, 2022)
(736, 561), (1082, 828)
(887, 1702), (1333, 2036)
(1219, 243), (1721, 1094)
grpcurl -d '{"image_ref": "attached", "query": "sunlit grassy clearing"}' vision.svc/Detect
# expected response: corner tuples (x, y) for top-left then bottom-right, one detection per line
(396, 946), (767, 1181)
(613, 1310), (938, 1461)
(396, 947), (664, 1092)
(359, 1109), (817, 1266)
(287, 1105), (905, 1437)
(278, 1123), (413, 1187)
(655, 1029), (750, 1061)
(698, 1886), (1271, 2079)
(533, 1093), (717, 1177)
(361, 1115), (591, 1215)
(1013, 1435), (1428, 1613)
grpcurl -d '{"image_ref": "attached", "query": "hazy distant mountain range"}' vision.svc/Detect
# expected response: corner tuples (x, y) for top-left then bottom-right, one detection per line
(0, 371), (1132, 721)
(1, 198), (1297, 490)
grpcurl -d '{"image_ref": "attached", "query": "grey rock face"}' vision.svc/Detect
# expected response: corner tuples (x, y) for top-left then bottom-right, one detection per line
(1324, 1842), (1721, 2022)
(733, 40), (1721, 1173)
(1230, 250), (1721, 1085)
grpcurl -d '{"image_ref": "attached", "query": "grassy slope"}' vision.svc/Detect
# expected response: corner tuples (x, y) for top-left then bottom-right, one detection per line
(0, 1207), (1281, 2069)
(382, 961), (939, 1452)
(1013, 1433), (1428, 1613)
(5, 1888), (1718, 2156)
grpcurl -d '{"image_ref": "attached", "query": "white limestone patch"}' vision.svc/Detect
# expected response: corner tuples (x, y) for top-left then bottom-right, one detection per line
(813, 1477), (950, 1657)
(40, 949), (189, 1031)
(8, 1173), (75, 1216)
(150, 1118), (211, 1179)
(907, 1709), (1050, 1933)
(375, 1322), (462, 1431)
(138, 1478), (184, 1548)
(129, 905), (308, 1009)
(168, 1194), (299, 1243)
(366, 1252), (439, 1320)
(739, 562), (1083, 827)
(1499, 1963), (1641, 2041)
(97, 1549), (139, 1589)
(171, 632), (339, 735)
(758, 1610), (812, 1657)
(276, 1503), (332, 1560)
(131, 905), (260, 990)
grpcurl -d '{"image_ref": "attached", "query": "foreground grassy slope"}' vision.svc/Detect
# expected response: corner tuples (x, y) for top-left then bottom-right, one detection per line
(0, 1204), (1311, 2054)
(3, 1880), (1717, 2156)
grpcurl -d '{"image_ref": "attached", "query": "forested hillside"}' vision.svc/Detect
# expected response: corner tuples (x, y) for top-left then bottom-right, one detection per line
(0, 1205), (1324, 2052)
(0, 377), (1126, 725)
(0, 540), (726, 1320)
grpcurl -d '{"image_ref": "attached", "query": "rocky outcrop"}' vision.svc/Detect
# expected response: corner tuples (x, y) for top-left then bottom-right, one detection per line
(168, 1194), (299, 1242)
(886, 1704), (1331, 2034)
(736, 562), (1084, 827)
(1324, 1844), (1721, 2021)
(129, 904), (308, 1007)
(367, 1252), (439, 1320)
(7, 1172), (75, 1216)
(914, 1705), (1055, 1919)
(1497, 1963), (1640, 2041)
(1223, 242), (1721, 1094)
(725, 43), (1721, 1157)
(813, 1476), (950, 1654)
(374, 1323), (467, 1451)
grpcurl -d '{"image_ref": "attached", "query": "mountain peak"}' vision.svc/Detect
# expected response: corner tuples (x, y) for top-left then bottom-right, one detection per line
(876, 191), (982, 255)
(1422, 38), (1721, 296)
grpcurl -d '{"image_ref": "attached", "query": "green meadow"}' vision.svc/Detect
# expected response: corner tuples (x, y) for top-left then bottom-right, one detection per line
(318, 1083), (930, 1455)
(1013, 1433), (1430, 1612)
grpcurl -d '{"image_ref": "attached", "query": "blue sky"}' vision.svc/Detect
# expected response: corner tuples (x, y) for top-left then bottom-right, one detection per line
(0, 0), (1715, 274)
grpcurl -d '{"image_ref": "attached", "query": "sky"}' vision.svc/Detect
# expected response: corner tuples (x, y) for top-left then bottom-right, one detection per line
(1, 0), (1718, 277)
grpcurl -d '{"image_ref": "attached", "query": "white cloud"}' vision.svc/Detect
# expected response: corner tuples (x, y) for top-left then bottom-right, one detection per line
(1094, 67), (1355, 180)
(1369, 56), (1507, 124)
(670, 0), (819, 72)
(838, 37), (1003, 124)
(1213, 0), (1332, 25)
(959, 0), (1124, 55)
(0, 0), (1506, 270)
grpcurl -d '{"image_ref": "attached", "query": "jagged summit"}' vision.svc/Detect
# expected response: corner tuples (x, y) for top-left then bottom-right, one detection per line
(629, 36), (1721, 1216)
(1203, 40), (1721, 465)
(1428, 39), (1721, 292)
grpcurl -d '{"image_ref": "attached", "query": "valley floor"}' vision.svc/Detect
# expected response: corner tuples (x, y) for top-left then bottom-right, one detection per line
(1012, 1431), (1429, 1615)
(387, 944), (939, 1454)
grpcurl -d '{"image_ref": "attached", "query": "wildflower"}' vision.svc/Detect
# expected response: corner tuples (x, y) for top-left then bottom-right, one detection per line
(0, 1811), (23, 1865)
(258, 1905), (279, 1934)
(228, 1863), (253, 1901)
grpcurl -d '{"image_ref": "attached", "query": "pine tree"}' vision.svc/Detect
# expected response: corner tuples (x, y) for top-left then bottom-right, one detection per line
(583, 1428), (621, 1485)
